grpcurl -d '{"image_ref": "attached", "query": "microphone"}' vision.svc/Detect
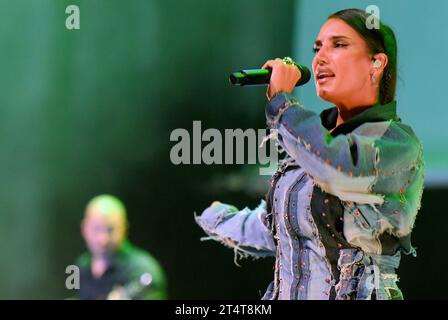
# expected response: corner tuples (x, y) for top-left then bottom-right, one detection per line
(229, 63), (311, 87)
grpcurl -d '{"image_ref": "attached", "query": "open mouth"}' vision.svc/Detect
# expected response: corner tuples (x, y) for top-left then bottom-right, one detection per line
(316, 73), (335, 80)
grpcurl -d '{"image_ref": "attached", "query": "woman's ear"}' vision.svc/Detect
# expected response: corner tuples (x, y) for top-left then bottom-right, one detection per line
(370, 53), (388, 85)
(372, 53), (388, 73)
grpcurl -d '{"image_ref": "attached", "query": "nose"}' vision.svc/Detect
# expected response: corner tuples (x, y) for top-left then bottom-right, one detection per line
(313, 46), (329, 68)
(97, 232), (111, 248)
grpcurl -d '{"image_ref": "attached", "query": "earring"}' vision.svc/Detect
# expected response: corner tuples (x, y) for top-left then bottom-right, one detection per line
(371, 74), (376, 85)
(373, 59), (382, 69)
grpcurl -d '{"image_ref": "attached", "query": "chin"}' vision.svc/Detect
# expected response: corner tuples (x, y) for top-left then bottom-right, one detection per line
(316, 88), (337, 104)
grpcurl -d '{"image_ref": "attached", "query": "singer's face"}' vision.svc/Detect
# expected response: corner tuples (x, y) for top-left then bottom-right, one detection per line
(312, 18), (373, 106)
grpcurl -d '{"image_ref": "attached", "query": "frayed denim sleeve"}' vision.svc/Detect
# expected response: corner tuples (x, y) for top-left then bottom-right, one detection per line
(265, 92), (424, 208)
(195, 200), (276, 262)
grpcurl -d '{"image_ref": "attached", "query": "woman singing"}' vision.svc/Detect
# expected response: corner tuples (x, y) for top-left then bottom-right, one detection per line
(195, 8), (424, 300)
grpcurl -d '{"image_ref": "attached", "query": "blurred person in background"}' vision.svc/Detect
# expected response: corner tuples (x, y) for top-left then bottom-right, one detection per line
(76, 194), (167, 300)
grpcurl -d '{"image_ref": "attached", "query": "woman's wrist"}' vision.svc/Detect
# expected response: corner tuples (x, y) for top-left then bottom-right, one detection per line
(266, 85), (287, 102)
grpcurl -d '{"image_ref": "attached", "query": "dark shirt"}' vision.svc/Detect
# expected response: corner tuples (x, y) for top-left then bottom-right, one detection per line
(75, 241), (167, 300)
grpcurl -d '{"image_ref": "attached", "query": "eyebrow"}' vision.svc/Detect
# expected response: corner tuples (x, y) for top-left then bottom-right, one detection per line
(314, 35), (351, 46)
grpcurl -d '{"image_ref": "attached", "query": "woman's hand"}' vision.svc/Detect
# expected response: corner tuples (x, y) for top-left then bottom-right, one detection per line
(262, 58), (302, 101)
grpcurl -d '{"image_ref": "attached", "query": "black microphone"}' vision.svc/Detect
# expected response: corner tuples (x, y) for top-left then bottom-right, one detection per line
(229, 63), (311, 86)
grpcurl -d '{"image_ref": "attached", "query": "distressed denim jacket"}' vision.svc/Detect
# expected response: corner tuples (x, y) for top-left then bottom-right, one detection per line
(195, 93), (425, 300)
